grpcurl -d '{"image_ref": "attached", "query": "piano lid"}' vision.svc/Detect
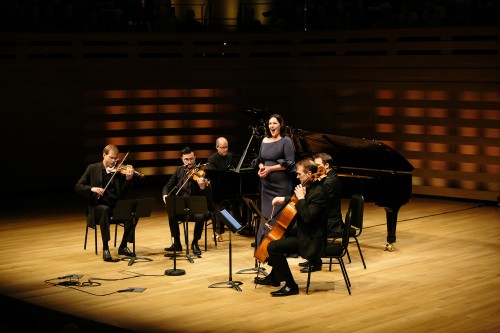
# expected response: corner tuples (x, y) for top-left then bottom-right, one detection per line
(291, 129), (414, 173)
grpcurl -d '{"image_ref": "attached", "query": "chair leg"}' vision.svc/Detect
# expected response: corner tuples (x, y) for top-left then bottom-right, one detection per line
(355, 237), (366, 269)
(306, 262), (313, 295)
(338, 258), (351, 295)
(212, 214), (218, 246)
(204, 219), (208, 251)
(84, 225), (89, 250)
(346, 247), (352, 263)
(94, 226), (98, 255)
(114, 223), (118, 248)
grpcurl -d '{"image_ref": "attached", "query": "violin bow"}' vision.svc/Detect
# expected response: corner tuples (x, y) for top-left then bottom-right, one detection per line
(100, 151), (129, 198)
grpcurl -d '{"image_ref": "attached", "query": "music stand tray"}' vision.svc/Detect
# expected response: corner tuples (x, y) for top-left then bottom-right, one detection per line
(115, 198), (155, 266)
(209, 209), (244, 292)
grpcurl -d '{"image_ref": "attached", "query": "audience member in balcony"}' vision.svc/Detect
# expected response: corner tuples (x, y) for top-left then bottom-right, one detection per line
(366, 1), (396, 28)
(397, 0), (420, 28)
(240, 7), (263, 32)
(177, 8), (204, 32)
(153, 4), (177, 32)
(420, 0), (448, 27)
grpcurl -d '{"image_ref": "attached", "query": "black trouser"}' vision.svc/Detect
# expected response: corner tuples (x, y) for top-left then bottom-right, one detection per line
(94, 204), (134, 245)
(267, 236), (299, 285)
(169, 213), (205, 244)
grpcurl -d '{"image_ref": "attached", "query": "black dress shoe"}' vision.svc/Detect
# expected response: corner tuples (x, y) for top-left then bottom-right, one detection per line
(270, 285), (299, 297)
(102, 249), (119, 262)
(298, 260), (309, 267)
(164, 244), (182, 252)
(191, 243), (201, 255)
(300, 263), (322, 273)
(118, 247), (134, 256)
(254, 276), (280, 287)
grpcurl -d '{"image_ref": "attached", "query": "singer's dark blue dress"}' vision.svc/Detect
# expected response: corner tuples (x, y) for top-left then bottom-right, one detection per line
(254, 136), (295, 245)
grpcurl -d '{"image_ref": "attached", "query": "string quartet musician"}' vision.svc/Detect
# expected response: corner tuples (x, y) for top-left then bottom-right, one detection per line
(162, 147), (210, 256)
(254, 158), (328, 296)
(298, 152), (343, 270)
(74, 144), (138, 262)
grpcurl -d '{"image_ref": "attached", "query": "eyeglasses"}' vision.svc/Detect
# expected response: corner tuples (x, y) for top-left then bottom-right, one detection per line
(217, 146), (228, 150)
(182, 157), (195, 162)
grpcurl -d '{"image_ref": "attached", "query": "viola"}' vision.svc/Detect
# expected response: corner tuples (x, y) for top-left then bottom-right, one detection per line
(254, 165), (326, 264)
(110, 164), (145, 178)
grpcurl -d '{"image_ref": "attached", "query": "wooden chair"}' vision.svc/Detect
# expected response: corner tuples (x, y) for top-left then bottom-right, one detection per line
(305, 194), (364, 295)
(83, 207), (125, 255)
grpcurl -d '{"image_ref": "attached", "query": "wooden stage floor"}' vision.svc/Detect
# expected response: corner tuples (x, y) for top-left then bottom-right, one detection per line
(0, 187), (499, 332)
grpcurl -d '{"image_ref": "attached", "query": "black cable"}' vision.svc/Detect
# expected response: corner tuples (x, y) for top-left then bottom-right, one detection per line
(44, 270), (162, 296)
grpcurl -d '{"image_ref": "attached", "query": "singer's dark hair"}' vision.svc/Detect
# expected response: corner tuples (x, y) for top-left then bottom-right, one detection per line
(266, 114), (286, 138)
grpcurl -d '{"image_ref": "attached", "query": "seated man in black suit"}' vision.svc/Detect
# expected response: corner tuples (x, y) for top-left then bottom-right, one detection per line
(75, 144), (138, 262)
(162, 147), (210, 256)
(254, 158), (329, 296)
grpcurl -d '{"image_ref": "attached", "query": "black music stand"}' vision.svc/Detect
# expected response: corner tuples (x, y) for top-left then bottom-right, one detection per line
(166, 196), (207, 264)
(236, 197), (268, 276)
(164, 197), (185, 276)
(209, 209), (244, 292)
(113, 198), (155, 266)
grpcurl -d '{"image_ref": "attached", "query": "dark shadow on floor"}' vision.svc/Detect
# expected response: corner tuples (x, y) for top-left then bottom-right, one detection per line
(0, 294), (133, 333)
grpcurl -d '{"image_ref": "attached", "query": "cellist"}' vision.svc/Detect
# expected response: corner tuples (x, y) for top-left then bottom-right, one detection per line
(254, 158), (329, 296)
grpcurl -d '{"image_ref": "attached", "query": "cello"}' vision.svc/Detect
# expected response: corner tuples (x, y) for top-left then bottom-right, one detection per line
(254, 165), (326, 264)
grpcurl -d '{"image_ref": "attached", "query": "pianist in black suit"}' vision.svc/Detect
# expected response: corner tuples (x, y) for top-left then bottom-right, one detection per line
(206, 137), (244, 238)
(298, 152), (344, 270)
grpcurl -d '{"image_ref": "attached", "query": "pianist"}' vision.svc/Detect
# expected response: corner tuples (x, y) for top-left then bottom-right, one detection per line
(206, 137), (244, 239)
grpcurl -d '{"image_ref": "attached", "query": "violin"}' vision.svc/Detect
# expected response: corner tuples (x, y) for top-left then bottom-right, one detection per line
(109, 164), (145, 178)
(185, 164), (210, 185)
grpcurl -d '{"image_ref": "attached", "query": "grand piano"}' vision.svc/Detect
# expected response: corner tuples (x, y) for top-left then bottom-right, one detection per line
(289, 128), (414, 251)
(206, 108), (413, 250)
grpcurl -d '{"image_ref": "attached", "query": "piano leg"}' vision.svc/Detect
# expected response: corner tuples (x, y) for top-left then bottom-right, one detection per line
(384, 206), (400, 252)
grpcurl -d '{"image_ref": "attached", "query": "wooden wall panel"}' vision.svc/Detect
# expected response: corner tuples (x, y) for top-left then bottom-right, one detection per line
(0, 28), (498, 202)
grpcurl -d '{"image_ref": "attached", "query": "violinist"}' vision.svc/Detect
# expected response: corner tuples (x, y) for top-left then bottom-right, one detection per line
(254, 158), (328, 296)
(74, 144), (138, 262)
(297, 152), (343, 269)
(162, 147), (209, 256)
